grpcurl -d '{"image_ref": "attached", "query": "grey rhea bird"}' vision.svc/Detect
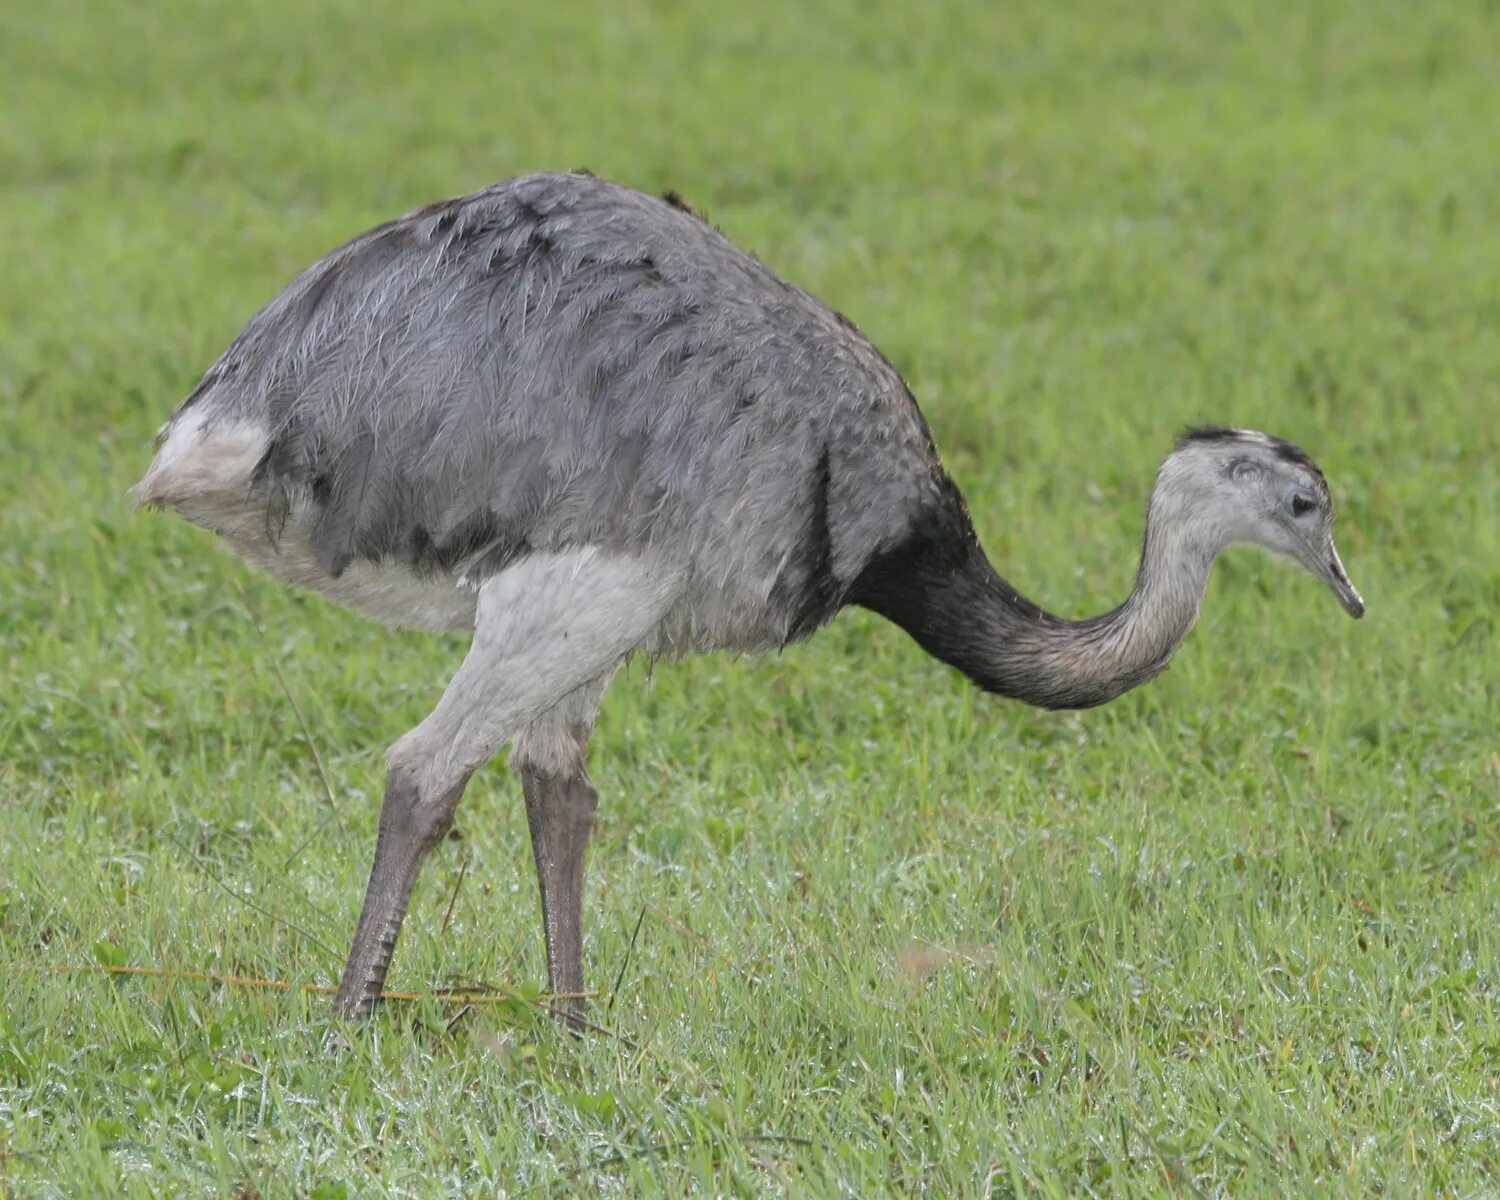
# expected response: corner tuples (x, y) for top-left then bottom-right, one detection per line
(133, 171), (1365, 1023)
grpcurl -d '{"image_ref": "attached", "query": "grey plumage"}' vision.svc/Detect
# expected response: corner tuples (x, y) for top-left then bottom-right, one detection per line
(135, 171), (1363, 1023)
(165, 171), (949, 652)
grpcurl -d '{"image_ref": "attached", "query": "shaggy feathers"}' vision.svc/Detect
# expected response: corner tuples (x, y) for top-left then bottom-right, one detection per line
(166, 172), (951, 649)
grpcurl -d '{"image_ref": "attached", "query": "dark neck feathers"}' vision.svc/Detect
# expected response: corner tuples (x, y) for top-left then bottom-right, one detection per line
(851, 484), (1215, 710)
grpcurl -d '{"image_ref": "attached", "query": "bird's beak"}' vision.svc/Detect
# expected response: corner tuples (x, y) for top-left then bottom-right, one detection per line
(1316, 540), (1365, 619)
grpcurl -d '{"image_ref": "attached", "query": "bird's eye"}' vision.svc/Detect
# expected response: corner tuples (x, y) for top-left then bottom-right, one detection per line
(1290, 492), (1317, 517)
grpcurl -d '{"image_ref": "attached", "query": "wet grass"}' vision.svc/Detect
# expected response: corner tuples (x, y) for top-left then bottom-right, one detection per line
(2, 0), (1498, 1194)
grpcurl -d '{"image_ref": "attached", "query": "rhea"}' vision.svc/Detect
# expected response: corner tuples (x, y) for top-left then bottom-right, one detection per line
(134, 172), (1364, 1022)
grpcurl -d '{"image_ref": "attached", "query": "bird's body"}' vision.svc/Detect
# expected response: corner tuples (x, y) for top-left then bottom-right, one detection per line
(140, 172), (950, 655)
(136, 171), (1363, 1022)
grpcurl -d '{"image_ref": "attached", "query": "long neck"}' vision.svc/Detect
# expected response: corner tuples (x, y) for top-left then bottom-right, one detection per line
(854, 489), (1219, 710)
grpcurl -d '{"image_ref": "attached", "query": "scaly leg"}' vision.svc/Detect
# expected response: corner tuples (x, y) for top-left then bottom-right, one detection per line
(510, 674), (611, 1028)
(332, 761), (467, 1018)
(521, 767), (598, 1025)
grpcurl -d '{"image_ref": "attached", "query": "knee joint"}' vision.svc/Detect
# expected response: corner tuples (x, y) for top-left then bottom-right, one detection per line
(509, 719), (589, 781)
(381, 755), (468, 846)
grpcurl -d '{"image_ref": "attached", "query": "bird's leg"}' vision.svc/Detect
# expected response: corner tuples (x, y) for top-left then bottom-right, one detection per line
(330, 551), (681, 1024)
(520, 764), (598, 1029)
(509, 674), (611, 1030)
(332, 761), (468, 1019)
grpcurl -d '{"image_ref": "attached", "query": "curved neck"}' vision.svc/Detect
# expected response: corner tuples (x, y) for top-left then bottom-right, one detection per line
(854, 489), (1220, 710)
(1028, 504), (1217, 707)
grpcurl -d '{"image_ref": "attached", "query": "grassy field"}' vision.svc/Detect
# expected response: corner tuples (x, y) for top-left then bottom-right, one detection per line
(3, 0), (1499, 1194)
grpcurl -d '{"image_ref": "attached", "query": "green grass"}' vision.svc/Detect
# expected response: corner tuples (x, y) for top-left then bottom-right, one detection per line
(3, 0), (1498, 1193)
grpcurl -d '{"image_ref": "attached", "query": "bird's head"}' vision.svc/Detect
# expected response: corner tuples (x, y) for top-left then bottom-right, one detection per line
(1162, 426), (1364, 618)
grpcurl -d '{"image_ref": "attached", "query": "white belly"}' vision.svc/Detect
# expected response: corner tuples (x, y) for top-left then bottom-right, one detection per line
(134, 411), (479, 631)
(221, 516), (481, 631)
